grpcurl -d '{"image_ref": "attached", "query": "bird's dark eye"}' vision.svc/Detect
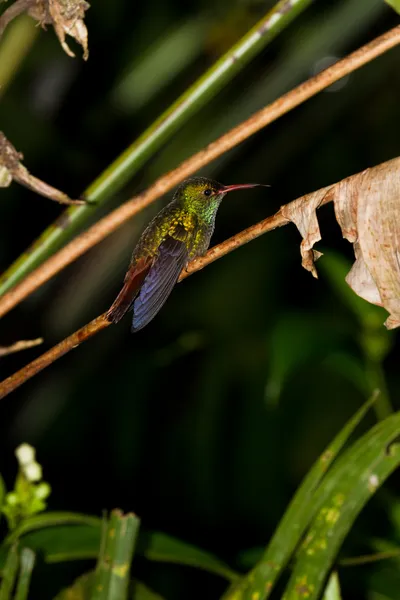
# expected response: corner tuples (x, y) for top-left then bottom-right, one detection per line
(203, 188), (212, 197)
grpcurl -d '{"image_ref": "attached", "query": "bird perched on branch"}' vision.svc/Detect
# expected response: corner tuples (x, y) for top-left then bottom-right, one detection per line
(107, 177), (264, 331)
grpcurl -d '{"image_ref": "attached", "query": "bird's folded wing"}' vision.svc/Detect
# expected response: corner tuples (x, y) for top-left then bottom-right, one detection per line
(107, 255), (154, 323)
(132, 236), (189, 331)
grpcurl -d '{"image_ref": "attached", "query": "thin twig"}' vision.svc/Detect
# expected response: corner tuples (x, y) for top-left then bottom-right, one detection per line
(339, 548), (400, 567)
(0, 315), (109, 399)
(0, 25), (399, 319)
(0, 180), (337, 399)
(181, 186), (334, 280)
(0, 337), (43, 357)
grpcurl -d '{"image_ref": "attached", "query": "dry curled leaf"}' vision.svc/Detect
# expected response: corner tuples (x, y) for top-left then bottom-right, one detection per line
(0, 132), (84, 205)
(281, 187), (329, 278)
(0, 0), (89, 59)
(282, 157), (400, 329)
(28, 0), (90, 60)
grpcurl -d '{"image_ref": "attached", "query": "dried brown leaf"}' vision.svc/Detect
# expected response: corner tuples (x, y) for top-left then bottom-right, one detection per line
(28, 0), (89, 59)
(281, 187), (332, 278)
(0, 132), (85, 205)
(283, 157), (400, 329)
(0, 0), (89, 59)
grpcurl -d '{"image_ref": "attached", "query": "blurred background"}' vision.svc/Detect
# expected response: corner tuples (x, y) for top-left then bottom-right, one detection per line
(0, 0), (400, 598)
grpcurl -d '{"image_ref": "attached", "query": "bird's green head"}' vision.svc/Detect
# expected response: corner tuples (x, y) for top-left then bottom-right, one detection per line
(175, 177), (262, 216)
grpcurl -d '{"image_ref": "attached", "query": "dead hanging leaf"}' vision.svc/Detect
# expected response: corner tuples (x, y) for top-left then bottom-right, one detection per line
(281, 187), (333, 278)
(28, 0), (90, 60)
(0, 338), (43, 357)
(0, 132), (85, 205)
(0, 0), (89, 59)
(282, 157), (400, 330)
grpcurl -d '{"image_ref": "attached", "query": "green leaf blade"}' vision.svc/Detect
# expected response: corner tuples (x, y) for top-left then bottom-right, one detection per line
(131, 581), (166, 600)
(5, 511), (101, 544)
(14, 548), (35, 600)
(385, 1), (400, 15)
(223, 396), (375, 599)
(0, 544), (19, 600)
(140, 532), (238, 582)
(91, 510), (140, 600)
(282, 414), (400, 600)
(322, 572), (342, 600)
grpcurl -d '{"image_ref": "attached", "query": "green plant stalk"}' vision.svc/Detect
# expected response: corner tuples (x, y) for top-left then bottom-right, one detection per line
(281, 414), (400, 600)
(13, 548), (35, 600)
(0, 15), (38, 96)
(91, 510), (140, 600)
(0, 0), (313, 296)
(222, 396), (376, 600)
(0, 544), (19, 600)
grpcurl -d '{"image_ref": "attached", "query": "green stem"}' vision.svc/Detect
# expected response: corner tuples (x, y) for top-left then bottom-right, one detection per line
(13, 548), (35, 600)
(0, 15), (38, 96)
(0, 544), (19, 600)
(0, 0), (313, 295)
(91, 509), (140, 600)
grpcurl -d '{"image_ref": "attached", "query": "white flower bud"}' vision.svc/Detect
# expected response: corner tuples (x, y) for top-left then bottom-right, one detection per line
(15, 443), (35, 466)
(35, 482), (51, 500)
(24, 461), (42, 482)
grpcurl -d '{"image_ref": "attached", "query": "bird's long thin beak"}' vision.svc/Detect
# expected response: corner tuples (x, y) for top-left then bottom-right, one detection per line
(221, 183), (269, 193)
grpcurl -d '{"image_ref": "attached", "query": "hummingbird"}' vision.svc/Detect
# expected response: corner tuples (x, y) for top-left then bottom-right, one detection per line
(107, 177), (263, 331)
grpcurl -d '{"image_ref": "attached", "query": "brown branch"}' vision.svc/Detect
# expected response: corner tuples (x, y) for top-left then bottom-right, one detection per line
(1, 25), (400, 318)
(0, 132), (85, 205)
(0, 337), (43, 357)
(0, 315), (109, 398)
(0, 181), (339, 399)
(181, 186), (335, 280)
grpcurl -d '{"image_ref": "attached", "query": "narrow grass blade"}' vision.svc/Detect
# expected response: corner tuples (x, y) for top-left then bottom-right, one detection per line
(54, 575), (166, 600)
(1, 522), (237, 581)
(53, 571), (94, 600)
(138, 532), (238, 582)
(0, 544), (19, 600)
(222, 396), (375, 599)
(132, 581), (166, 600)
(91, 509), (140, 600)
(4, 511), (101, 544)
(385, 1), (400, 14)
(13, 548), (35, 600)
(322, 572), (342, 600)
(0, 0), (313, 295)
(1, 524), (100, 565)
(281, 413), (400, 600)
